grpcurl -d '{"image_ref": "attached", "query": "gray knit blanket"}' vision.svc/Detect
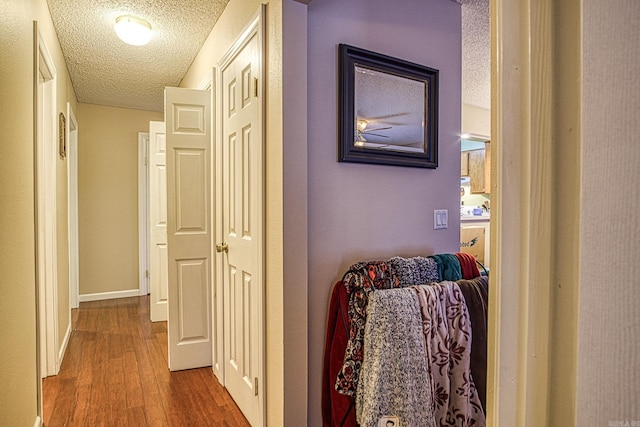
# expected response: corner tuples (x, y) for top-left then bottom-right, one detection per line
(388, 256), (439, 286)
(337, 256), (440, 397)
(356, 288), (436, 427)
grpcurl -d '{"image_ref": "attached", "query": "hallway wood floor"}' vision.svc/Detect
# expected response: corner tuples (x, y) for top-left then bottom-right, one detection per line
(42, 296), (249, 427)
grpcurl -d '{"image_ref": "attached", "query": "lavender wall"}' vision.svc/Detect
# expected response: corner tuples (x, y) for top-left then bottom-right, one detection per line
(307, 0), (462, 423)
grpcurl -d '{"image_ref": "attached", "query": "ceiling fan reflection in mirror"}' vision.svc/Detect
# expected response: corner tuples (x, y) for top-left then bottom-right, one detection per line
(354, 119), (392, 145)
(355, 118), (423, 152)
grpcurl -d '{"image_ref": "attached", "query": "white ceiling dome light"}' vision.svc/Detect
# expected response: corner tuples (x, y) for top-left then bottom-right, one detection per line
(114, 15), (153, 46)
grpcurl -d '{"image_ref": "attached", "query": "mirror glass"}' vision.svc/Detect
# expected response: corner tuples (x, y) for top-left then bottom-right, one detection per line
(338, 44), (438, 168)
(354, 65), (427, 153)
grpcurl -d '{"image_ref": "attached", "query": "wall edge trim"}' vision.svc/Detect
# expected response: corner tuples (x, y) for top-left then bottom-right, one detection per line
(79, 289), (140, 302)
(57, 321), (72, 373)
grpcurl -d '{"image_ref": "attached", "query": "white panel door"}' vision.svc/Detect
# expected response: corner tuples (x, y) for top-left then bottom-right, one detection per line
(165, 88), (212, 371)
(149, 121), (168, 322)
(219, 15), (264, 426)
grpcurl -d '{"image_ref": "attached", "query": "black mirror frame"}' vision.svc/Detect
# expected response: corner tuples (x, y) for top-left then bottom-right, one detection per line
(338, 44), (439, 168)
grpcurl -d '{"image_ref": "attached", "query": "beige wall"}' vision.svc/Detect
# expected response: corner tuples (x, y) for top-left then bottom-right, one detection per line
(1, 0), (79, 423)
(182, 0), (309, 424)
(577, 0), (640, 423)
(0, 0), (39, 424)
(77, 103), (162, 296)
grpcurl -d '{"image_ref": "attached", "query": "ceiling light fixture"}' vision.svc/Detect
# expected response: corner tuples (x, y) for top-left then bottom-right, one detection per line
(114, 15), (152, 46)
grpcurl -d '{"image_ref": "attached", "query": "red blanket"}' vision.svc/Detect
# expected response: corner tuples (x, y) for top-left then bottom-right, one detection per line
(322, 281), (357, 427)
(455, 252), (481, 279)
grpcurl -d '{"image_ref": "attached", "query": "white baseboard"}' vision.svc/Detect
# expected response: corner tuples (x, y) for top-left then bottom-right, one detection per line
(57, 321), (72, 371)
(34, 415), (42, 427)
(79, 289), (141, 302)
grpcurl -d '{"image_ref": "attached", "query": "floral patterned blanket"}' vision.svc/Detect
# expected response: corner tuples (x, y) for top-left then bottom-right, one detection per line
(413, 282), (486, 427)
(336, 261), (400, 396)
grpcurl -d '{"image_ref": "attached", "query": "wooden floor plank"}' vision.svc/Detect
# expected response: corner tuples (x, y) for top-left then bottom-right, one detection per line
(42, 296), (250, 427)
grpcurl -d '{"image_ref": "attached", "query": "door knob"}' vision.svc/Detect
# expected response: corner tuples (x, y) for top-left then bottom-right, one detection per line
(215, 242), (228, 253)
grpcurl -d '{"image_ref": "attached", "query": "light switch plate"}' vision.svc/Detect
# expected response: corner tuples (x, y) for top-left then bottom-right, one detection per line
(434, 209), (448, 230)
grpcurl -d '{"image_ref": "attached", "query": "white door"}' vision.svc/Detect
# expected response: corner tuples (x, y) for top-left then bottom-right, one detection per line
(219, 14), (264, 426)
(149, 121), (168, 322)
(165, 87), (213, 371)
(138, 132), (150, 297)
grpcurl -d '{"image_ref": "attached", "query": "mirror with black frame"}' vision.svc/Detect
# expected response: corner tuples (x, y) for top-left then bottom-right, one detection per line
(338, 44), (439, 168)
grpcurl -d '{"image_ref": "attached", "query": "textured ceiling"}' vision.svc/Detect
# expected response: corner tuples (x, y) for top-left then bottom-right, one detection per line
(47, 0), (230, 112)
(47, 0), (488, 113)
(462, 0), (490, 109)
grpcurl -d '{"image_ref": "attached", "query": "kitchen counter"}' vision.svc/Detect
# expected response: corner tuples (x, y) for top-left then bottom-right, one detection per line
(461, 214), (490, 222)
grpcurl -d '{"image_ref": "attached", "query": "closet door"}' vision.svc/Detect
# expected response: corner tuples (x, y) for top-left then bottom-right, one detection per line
(165, 87), (212, 371)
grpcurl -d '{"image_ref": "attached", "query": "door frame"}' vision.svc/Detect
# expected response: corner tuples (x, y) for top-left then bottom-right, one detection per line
(215, 7), (266, 426)
(34, 24), (59, 381)
(488, 0), (580, 425)
(67, 102), (79, 309)
(138, 132), (150, 296)
(197, 69), (223, 379)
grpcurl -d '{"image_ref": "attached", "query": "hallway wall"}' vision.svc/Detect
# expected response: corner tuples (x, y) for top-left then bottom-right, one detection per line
(0, 0), (39, 423)
(307, 0), (462, 424)
(577, 0), (640, 422)
(40, 1), (79, 357)
(0, 0), (78, 423)
(34, 0), (79, 368)
(77, 103), (162, 297)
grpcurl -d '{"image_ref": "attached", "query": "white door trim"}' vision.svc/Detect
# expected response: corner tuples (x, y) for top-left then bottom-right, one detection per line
(138, 132), (150, 296)
(490, 0), (531, 422)
(216, 6), (266, 426)
(489, 0), (572, 425)
(197, 68), (223, 380)
(35, 25), (59, 380)
(67, 102), (79, 309)
(197, 69), (214, 91)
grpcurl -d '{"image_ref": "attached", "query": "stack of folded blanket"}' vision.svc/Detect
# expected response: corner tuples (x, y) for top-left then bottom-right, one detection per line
(322, 253), (488, 427)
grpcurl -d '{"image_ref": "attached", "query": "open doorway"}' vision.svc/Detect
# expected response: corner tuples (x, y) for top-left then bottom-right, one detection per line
(459, 0), (491, 275)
